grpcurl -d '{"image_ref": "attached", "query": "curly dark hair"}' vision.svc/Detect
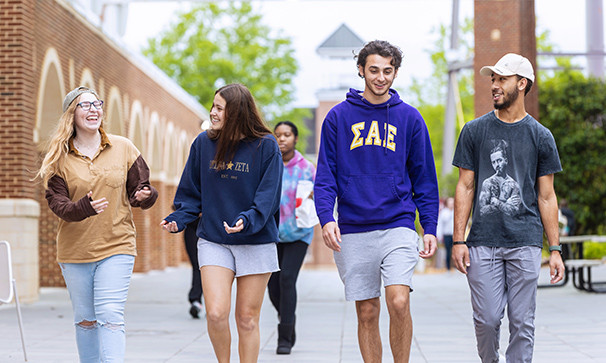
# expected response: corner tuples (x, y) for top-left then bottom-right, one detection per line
(355, 40), (403, 78)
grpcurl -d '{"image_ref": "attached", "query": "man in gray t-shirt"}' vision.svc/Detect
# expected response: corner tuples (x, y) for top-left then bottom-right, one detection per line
(452, 53), (565, 363)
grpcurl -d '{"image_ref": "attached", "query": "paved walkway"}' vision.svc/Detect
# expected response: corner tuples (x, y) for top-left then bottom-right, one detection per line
(1, 263), (605, 362)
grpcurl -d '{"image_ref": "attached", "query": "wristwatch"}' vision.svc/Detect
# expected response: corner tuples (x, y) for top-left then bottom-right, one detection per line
(548, 245), (562, 253)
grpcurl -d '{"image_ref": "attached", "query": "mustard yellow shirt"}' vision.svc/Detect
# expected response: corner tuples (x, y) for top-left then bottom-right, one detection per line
(45, 129), (158, 263)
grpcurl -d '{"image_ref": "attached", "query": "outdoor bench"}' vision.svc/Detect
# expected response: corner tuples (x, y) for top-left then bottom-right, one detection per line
(564, 258), (606, 293)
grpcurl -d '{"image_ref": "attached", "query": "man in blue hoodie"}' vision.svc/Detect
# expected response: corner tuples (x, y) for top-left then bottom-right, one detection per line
(314, 40), (439, 362)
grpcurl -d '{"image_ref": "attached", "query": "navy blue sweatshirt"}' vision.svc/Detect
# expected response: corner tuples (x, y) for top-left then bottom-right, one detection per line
(314, 88), (439, 235)
(164, 132), (283, 245)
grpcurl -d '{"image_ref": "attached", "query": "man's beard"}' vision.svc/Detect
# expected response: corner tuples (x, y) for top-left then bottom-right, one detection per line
(494, 88), (519, 110)
(365, 78), (391, 98)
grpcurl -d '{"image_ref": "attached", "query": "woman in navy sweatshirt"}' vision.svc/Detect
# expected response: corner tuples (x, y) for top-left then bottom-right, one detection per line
(161, 83), (283, 363)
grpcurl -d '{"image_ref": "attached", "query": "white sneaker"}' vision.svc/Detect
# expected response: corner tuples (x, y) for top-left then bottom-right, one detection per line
(189, 301), (204, 319)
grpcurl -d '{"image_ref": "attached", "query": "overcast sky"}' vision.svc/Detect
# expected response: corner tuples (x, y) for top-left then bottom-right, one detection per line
(122, 0), (598, 108)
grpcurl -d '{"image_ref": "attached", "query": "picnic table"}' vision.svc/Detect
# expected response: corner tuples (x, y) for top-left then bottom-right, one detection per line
(557, 235), (606, 293)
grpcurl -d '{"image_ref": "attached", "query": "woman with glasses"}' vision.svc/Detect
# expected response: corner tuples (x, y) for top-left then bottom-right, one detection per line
(161, 83), (282, 363)
(38, 86), (158, 362)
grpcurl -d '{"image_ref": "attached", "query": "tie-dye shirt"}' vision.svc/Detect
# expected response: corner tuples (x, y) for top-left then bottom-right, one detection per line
(279, 150), (316, 244)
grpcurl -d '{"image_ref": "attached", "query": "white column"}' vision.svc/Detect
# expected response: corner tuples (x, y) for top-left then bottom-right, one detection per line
(586, 0), (605, 78)
(0, 199), (40, 303)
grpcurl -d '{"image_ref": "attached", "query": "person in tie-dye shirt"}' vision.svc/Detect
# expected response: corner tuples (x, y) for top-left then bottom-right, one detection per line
(267, 121), (316, 355)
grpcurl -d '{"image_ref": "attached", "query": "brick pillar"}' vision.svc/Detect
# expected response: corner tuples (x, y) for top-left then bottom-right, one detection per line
(179, 236), (189, 264)
(161, 184), (180, 265)
(310, 94), (343, 268)
(474, 0), (538, 119)
(0, 0), (40, 301)
(149, 180), (167, 270)
(315, 98), (340, 154)
(306, 224), (335, 267)
(37, 185), (64, 287)
(166, 232), (182, 267)
(133, 208), (150, 272)
(164, 184), (190, 265)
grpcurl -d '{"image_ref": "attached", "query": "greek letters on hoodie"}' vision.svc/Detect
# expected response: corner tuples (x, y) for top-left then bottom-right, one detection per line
(164, 132), (283, 245)
(314, 88), (439, 236)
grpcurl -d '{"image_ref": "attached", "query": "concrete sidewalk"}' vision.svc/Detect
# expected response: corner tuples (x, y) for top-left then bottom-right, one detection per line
(1, 264), (605, 362)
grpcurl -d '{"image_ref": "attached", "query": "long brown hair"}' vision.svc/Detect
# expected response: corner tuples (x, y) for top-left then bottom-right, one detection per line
(208, 84), (271, 168)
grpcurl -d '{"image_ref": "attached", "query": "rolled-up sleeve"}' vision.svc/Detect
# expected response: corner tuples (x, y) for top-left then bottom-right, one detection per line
(45, 175), (96, 222)
(126, 154), (158, 209)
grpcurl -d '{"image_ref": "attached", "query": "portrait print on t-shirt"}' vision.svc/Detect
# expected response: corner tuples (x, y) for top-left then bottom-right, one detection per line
(478, 139), (521, 216)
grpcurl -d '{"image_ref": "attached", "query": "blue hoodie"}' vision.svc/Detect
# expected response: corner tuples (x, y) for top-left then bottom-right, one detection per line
(164, 132), (283, 245)
(314, 88), (439, 235)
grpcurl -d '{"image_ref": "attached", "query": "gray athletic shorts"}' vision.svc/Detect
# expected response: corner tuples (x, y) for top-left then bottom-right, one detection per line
(197, 238), (279, 277)
(334, 227), (420, 301)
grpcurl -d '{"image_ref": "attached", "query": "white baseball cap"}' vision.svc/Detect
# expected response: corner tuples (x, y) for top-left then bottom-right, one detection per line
(480, 53), (535, 83)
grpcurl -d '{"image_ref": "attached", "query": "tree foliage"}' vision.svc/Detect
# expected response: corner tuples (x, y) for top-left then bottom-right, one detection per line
(539, 70), (606, 234)
(535, 30), (606, 234)
(406, 18), (606, 235)
(143, 1), (298, 120)
(409, 21), (560, 199)
(272, 107), (313, 154)
(406, 18), (475, 197)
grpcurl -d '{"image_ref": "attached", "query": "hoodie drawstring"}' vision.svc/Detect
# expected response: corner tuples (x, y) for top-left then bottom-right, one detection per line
(384, 103), (390, 154)
(490, 246), (497, 272)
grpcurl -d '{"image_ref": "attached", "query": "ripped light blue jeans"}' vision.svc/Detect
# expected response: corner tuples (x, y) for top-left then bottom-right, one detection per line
(60, 254), (135, 363)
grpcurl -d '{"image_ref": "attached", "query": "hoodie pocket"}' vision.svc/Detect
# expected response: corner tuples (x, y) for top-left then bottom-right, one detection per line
(338, 175), (402, 225)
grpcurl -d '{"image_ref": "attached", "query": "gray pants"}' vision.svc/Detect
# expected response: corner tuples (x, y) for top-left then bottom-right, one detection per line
(467, 246), (542, 363)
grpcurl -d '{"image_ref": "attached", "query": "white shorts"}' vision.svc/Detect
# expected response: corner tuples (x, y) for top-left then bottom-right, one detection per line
(197, 238), (279, 277)
(334, 227), (419, 301)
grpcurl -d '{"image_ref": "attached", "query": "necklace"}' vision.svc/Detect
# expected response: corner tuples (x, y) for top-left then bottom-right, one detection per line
(73, 137), (100, 157)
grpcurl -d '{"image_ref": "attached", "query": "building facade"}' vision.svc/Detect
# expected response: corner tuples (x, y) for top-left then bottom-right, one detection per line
(474, 0), (538, 118)
(0, 0), (208, 302)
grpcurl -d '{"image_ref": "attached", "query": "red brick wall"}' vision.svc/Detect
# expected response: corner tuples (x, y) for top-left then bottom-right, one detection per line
(164, 184), (187, 267)
(314, 100), (337, 154)
(474, 0), (538, 119)
(37, 184), (64, 286)
(1, 0), (204, 286)
(0, 0), (36, 198)
(311, 99), (341, 267)
(149, 181), (167, 270)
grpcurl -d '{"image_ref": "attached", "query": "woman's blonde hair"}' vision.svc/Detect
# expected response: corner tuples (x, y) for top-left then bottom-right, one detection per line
(37, 92), (103, 188)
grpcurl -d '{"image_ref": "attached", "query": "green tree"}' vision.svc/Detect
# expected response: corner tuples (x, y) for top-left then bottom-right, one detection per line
(534, 29), (606, 235)
(409, 21), (557, 198)
(405, 18), (475, 197)
(270, 107), (312, 155)
(539, 70), (606, 235)
(143, 1), (298, 121)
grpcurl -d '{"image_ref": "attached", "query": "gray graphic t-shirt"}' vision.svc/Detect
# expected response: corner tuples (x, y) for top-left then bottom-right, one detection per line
(452, 111), (562, 248)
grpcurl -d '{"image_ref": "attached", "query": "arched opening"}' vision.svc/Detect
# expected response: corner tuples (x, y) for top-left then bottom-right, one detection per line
(79, 68), (95, 90)
(128, 100), (145, 152)
(180, 131), (192, 175)
(163, 123), (177, 183)
(35, 48), (65, 149)
(105, 86), (124, 136)
(149, 113), (163, 174)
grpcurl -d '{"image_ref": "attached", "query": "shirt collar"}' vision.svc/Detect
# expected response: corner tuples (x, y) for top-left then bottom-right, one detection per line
(69, 128), (112, 155)
(99, 128), (111, 149)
